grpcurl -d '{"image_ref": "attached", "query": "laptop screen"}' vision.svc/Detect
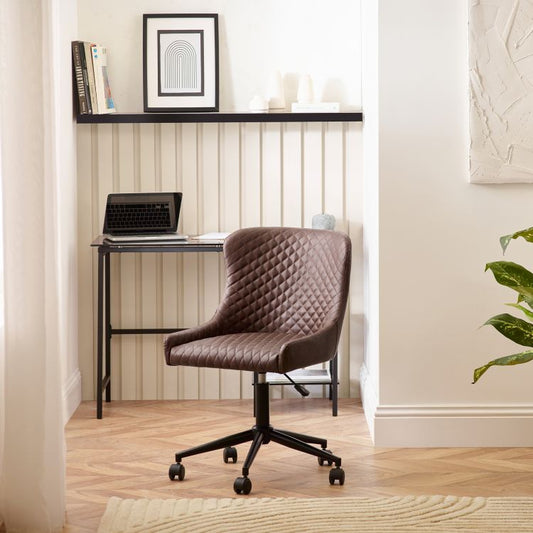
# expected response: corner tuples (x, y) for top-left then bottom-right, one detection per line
(103, 192), (182, 235)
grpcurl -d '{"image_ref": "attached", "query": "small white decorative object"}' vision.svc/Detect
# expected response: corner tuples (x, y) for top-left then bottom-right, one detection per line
(312, 213), (336, 230)
(266, 70), (286, 109)
(248, 95), (269, 111)
(291, 102), (340, 113)
(297, 74), (314, 104)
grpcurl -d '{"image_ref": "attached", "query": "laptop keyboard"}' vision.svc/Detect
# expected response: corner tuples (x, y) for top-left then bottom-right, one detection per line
(105, 202), (172, 232)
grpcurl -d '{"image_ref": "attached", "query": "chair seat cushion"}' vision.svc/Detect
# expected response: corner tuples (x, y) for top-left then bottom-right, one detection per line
(166, 331), (304, 373)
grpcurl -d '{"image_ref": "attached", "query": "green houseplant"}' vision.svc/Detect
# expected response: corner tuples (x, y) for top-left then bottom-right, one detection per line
(474, 227), (533, 383)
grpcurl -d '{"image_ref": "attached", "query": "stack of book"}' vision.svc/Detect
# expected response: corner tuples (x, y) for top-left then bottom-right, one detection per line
(72, 41), (116, 115)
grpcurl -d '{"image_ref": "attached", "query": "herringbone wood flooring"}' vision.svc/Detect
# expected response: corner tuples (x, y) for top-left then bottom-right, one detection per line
(64, 399), (533, 531)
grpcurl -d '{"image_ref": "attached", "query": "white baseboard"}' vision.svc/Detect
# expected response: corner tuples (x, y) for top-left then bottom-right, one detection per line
(360, 364), (533, 446)
(63, 369), (82, 424)
(373, 404), (533, 447)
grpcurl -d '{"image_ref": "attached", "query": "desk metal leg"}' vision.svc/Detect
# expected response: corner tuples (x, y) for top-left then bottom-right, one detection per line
(330, 353), (338, 417)
(97, 250), (104, 419)
(104, 251), (111, 403)
(97, 250), (112, 419)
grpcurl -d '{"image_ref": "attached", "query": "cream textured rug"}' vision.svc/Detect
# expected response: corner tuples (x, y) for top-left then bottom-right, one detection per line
(97, 495), (533, 532)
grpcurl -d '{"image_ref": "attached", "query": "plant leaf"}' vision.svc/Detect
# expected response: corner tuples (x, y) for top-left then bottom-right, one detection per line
(473, 350), (533, 383)
(500, 227), (533, 254)
(485, 261), (533, 300)
(516, 293), (533, 310)
(506, 303), (533, 320)
(484, 313), (533, 346)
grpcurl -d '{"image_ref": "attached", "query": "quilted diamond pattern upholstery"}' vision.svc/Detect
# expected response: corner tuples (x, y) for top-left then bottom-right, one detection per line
(164, 227), (351, 374)
(167, 332), (303, 373)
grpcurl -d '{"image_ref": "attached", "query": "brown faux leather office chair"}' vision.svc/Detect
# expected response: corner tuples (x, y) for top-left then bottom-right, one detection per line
(164, 226), (351, 494)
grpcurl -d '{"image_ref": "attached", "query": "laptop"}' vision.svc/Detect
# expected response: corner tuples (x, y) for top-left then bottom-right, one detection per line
(102, 192), (187, 242)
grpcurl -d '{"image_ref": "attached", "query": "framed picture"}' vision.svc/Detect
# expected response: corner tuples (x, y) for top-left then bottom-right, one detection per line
(143, 14), (219, 112)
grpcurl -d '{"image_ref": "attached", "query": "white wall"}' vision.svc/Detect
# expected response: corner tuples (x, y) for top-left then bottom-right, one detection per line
(363, 0), (533, 446)
(77, 0), (361, 112)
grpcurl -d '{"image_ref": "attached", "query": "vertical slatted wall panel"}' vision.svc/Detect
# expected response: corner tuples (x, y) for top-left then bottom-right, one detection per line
(117, 123), (137, 400)
(345, 122), (364, 399)
(240, 123), (262, 400)
(139, 124), (158, 399)
(180, 124), (200, 399)
(324, 123), (349, 399)
(160, 123), (180, 399)
(77, 125), (95, 401)
(199, 123), (221, 399)
(219, 123), (243, 399)
(78, 121), (362, 401)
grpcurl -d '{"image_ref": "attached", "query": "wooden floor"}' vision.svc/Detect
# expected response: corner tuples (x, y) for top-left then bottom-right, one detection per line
(65, 398), (533, 531)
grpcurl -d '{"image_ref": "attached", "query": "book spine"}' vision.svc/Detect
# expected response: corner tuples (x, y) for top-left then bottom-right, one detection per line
(91, 45), (116, 114)
(83, 41), (98, 114)
(72, 41), (89, 114)
(78, 42), (92, 114)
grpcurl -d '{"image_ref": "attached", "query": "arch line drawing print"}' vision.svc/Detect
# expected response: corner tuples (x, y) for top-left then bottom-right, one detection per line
(143, 13), (219, 112)
(158, 30), (205, 97)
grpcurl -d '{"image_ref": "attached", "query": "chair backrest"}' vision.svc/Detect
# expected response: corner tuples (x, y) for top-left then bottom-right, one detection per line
(216, 227), (351, 336)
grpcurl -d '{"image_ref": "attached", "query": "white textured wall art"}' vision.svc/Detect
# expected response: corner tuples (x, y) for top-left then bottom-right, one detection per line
(470, 0), (533, 183)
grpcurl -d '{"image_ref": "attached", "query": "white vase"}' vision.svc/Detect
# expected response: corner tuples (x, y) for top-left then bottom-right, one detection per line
(297, 74), (314, 104)
(267, 70), (286, 109)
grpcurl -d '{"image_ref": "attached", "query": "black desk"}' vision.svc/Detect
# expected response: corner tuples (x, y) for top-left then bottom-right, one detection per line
(91, 235), (224, 419)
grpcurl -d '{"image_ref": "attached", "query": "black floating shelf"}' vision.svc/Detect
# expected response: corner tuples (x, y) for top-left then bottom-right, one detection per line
(76, 110), (363, 124)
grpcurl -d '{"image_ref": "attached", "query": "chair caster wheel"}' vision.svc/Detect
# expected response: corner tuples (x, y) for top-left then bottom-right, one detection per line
(234, 476), (252, 495)
(223, 446), (238, 463)
(329, 467), (345, 485)
(169, 463), (185, 481)
(318, 449), (333, 466)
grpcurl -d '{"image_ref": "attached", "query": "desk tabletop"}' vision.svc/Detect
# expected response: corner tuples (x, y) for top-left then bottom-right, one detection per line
(91, 235), (225, 253)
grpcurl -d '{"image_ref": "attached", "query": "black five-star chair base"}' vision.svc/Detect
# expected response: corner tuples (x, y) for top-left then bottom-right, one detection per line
(168, 378), (345, 494)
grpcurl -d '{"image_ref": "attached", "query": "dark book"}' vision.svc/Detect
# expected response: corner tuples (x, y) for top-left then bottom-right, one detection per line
(78, 41), (93, 114)
(72, 41), (89, 114)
